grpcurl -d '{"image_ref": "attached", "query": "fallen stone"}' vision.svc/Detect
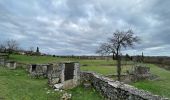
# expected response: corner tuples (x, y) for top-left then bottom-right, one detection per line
(83, 82), (91, 88)
(61, 93), (72, 100)
(54, 83), (63, 89)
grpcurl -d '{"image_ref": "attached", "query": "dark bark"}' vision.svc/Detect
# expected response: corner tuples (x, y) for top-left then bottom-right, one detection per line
(117, 54), (121, 81)
(112, 54), (115, 60)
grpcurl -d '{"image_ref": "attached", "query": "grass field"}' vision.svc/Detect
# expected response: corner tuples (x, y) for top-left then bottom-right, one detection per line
(0, 67), (60, 100)
(10, 54), (132, 75)
(1, 54), (170, 99)
(10, 54), (72, 64)
(0, 67), (103, 100)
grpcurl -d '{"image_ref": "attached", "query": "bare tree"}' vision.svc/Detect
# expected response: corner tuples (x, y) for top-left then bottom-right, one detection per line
(5, 40), (19, 56)
(96, 29), (140, 81)
(29, 46), (34, 52)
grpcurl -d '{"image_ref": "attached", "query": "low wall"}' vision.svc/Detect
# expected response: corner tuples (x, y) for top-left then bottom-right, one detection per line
(81, 71), (169, 100)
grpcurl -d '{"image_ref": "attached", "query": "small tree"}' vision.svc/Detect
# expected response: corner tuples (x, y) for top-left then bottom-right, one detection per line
(36, 47), (39, 53)
(36, 47), (41, 55)
(96, 29), (140, 81)
(125, 53), (131, 61)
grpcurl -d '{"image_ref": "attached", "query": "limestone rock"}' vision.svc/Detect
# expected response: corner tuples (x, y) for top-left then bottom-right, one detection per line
(61, 93), (72, 100)
(54, 83), (63, 89)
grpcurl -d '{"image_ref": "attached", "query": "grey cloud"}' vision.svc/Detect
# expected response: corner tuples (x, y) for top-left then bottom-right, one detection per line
(0, 0), (170, 55)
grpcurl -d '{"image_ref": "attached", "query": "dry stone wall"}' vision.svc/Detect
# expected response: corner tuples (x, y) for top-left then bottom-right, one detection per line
(28, 64), (49, 78)
(6, 61), (17, 69)
(81, 71), (169, 100)
(0, 58), (5, 66)
(47, 62), (81, 89)
(47, 63), (63, 85)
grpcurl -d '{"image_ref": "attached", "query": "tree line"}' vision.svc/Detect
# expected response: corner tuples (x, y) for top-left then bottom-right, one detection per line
(0, 39), (41, 57)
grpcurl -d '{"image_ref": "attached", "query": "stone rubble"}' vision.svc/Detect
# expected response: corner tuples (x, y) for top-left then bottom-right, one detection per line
(61, 93), (72, 100)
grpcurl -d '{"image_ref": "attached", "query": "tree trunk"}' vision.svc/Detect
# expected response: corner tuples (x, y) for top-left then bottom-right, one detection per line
(112, 54), (115, 60)
(117, 55), (121, 81)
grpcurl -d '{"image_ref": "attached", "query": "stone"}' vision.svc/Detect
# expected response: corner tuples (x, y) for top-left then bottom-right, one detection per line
(28, 62), (80, 90)
(133, 65), (150, 75)
(51, 78), (59, 84)
(48, 62), (81, 89)
(83, 82), (91, 88)
(54, 83), (63, 89)
(6, 61), (17, 69)
(28, 64), (49, 78)
(61, 93), (72, 100)
(127, 65), (152, 82)
(0, 58), (5, 66)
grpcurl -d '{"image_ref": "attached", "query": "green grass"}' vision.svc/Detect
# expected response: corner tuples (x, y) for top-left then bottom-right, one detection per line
(68, 86), (104, 100)
(0, 67), (60, 100)
(10, 54), (74, 64)
(0, 67), (103, 100)
(81, 65), (116, 75)
(4, 54), (170, 98)
(80, 60), (133, 75)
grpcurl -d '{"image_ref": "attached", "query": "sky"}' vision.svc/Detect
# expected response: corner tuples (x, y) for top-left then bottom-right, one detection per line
(0, 0), (170, 56)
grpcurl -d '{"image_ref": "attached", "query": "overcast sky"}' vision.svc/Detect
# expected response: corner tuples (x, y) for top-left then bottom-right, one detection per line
(0, 0), (170, 56)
